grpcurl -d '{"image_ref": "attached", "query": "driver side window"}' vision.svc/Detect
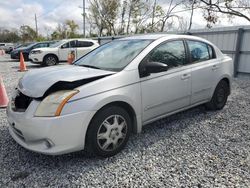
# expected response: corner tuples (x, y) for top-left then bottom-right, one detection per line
(148, 40), (186, 68)
(61, 42), (70, 49)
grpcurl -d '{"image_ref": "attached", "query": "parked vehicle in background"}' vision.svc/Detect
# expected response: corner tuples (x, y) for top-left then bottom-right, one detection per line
(7, 34), (233, 157)
(5, 43), (27, 54)
(14, 43), (33, 50)
(10, 41), (56, 61)
(0, 43), (14, 53)
(29, 39), (99, 66)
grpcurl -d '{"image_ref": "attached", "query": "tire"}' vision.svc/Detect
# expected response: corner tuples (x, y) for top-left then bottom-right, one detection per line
(205, 80), (229, 110)
(85, 106), (132, 157)
(43, 55), (58, 66)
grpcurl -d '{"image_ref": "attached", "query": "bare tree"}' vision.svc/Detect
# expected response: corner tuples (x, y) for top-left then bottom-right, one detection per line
(156, 0), (184, 32)
(188, 0), (196, 30)
(200, 0), (250, 21)
(151, 0), (158, 31)
(119, 1), (127, 34)
(189, 0), (250, 27)
(89, 0), (119, 36)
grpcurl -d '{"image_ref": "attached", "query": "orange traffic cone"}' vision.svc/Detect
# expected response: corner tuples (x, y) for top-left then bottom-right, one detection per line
(19, 52), (27, 72)
(0, 76), (9, 108)
(67, 53), (72, 64)
(67, 51), (75, 64)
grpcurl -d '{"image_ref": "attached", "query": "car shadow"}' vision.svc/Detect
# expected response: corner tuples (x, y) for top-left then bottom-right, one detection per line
(0, 104), (219, 182)
(0, 59), (17, 62)
(11, 64), (41, 70)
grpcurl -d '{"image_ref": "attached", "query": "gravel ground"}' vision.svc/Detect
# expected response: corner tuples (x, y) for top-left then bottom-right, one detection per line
(0, 54), (249, 187)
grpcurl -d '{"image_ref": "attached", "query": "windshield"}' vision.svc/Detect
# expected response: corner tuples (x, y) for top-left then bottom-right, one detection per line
(22, 43), (33, 47)
(50, 40), (66, 48)
(24, 43), (37, 49)
(74, 39), (152, 71)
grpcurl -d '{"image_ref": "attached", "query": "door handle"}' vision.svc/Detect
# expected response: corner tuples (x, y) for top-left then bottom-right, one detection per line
(181, 74), (191, 80)
(212, 65), (219, 71)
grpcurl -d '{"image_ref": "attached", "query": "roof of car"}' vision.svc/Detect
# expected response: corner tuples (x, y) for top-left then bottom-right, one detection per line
(62, 38), (97, 42)
(118, 34), (209, 41)
(119, 34), (176, 40)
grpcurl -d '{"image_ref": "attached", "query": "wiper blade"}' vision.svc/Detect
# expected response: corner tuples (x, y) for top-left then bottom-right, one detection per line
(78, 64), (100, 69)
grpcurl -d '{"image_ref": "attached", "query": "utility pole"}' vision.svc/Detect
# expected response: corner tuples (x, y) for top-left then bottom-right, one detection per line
(35, 14), (38, 37)
(82, 0), (86, 38)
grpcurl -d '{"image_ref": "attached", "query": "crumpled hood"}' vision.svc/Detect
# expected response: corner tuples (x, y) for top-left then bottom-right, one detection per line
(18, 65), (115, 98)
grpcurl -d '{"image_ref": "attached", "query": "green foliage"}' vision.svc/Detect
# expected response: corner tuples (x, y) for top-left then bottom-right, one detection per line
(20, 25), (37, 42)
(0, 29), (20, 42)
(50, 20), (80, 40)
(89, 0), (120, 36)
(65, 20), (79, 38)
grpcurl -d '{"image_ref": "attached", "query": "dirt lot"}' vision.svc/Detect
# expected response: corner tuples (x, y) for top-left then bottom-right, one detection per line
(0, 54), (249, 187)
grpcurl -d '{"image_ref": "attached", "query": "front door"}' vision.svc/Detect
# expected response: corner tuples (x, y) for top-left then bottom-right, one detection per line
(140, 40), (192, 123)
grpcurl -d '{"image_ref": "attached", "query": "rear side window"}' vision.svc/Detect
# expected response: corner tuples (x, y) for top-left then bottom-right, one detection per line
(77, 41), (94, 47)
(187, 40), (215, 63)
(34, 43), (49, 48)
(70, 40), (77, 48)
(61, 42), (70, 48)
(148, 40), (186, 68)
(61, 40), (77, 48)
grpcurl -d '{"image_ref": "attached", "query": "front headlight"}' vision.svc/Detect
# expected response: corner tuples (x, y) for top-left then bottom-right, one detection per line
(31, 50), (42, 54)
(35, 90), (79, 117)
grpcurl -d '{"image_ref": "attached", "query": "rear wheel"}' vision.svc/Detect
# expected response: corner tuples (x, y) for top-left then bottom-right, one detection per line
(43, 55), (58, 66)
(205, 80), (229, 110)
(85, 106), (132, 157)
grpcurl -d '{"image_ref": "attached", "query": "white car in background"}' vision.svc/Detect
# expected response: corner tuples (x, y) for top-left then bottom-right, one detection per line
(29, 39), (99, 66)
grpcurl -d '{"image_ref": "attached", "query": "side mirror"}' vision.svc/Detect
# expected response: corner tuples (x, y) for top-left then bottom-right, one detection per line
(146, 61), (168, 73)
(139, 61), (168, 77)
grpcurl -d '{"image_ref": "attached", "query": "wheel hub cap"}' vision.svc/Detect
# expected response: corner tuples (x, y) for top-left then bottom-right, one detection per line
(97, 115), (127, 151)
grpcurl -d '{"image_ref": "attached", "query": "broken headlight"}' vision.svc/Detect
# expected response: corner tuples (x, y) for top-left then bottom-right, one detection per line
(35, 90), (79, 117)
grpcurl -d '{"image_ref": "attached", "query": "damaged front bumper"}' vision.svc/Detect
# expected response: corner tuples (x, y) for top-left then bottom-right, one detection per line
(6, 100), (96, 155)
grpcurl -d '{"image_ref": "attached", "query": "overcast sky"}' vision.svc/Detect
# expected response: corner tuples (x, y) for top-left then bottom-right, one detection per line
(0, 0), (249, 36)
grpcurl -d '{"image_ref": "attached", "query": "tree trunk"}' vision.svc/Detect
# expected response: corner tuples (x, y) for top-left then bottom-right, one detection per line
(151, 0), (157, 32)
(126, 3), (133, 34)
(188, 0), (195, 30)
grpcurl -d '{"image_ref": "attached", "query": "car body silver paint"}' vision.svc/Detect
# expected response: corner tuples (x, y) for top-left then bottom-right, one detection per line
(7, 34), (233, 155)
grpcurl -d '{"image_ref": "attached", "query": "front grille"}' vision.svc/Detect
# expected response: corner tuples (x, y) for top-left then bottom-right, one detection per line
(12, 91), (33, 112)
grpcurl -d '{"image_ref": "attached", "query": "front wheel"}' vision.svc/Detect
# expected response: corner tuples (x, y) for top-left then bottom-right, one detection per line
(85, 106), (132, 157)
(43, 55), (58, 66)
(205, 80), (229, 110)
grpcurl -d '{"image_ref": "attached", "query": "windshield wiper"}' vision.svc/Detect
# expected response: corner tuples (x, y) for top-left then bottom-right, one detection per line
(78, 64), (101, 69)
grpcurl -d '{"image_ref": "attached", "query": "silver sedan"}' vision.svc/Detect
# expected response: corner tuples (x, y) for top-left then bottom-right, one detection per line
(7, 34), (233, 157)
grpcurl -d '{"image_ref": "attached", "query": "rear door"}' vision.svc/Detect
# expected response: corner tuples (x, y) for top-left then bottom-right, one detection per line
(186, 40), (220, 104)
(76, 40), (95, 59)
(140, 40), (192, 123)
(59, 40), (77, 61)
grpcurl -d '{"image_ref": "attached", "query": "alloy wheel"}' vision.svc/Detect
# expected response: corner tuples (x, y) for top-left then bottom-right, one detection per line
(46, 56), (56, 66)
(97, 115), (127, 152)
